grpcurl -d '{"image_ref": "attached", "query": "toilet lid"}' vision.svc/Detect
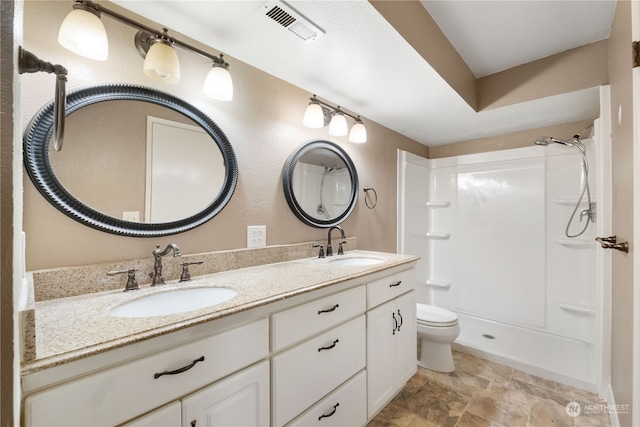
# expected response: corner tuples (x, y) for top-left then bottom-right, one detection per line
(416, 303), (458, 324)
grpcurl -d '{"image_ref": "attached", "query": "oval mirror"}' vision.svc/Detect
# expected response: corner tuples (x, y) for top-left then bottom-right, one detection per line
(23, 84), (238, 237)
(282, 140), (358, 228)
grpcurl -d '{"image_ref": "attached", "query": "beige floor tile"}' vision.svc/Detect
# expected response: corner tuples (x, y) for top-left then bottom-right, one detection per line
(455, 354), (514, 385)
(527, 398), (574, 427)
(407, 415), (443, 427)
(507, 378), (573, 407)
(466, 382), (532, 427)
(511, 370), (556, 391)
(390, 407), (417, 427)
(405, 377), (475, 427)
(455, 411), (494, 427)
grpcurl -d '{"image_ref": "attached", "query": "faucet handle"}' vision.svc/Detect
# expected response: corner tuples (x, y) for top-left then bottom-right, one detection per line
(337, 240), (347, 255)
(312, 244), (325, 259)
(180, 261), (203, 282)
(107, 268), (139, 292)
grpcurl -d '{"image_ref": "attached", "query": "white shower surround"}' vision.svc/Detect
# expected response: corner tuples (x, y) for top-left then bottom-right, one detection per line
(398, 121), (610, 393)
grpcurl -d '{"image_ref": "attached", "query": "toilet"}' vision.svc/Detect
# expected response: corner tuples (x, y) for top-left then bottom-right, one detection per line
(416, 303), (460, 372)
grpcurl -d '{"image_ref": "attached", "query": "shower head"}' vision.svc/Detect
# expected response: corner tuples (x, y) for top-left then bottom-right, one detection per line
(533, 136), (575, 147)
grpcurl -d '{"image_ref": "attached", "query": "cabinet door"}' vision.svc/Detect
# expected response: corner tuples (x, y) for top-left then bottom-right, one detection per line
(395, 292), (417, 386)
(182, 361), (269, 427)
(366, 291), (416, 419)
(366, 300), (397, 418)
(119, 401), (181, 427)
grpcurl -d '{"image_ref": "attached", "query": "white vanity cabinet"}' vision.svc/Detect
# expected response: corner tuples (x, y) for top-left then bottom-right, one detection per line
(271, 285), (367, 427)
(366, 269), (417, 418)
(24, 318), (269, 427)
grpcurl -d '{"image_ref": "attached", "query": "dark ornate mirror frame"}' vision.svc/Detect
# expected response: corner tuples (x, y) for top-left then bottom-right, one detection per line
(282, 140), (359, 228)
(23, 84), (238, 237)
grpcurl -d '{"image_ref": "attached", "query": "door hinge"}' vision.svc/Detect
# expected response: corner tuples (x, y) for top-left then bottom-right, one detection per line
(634, 41), (640, 68)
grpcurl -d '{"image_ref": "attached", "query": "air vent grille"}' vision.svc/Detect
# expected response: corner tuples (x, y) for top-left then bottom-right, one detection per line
(259, 0), (325, 44)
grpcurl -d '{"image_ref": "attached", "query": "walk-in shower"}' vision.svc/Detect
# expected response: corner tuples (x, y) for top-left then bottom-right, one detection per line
(534, 125), (595, 238)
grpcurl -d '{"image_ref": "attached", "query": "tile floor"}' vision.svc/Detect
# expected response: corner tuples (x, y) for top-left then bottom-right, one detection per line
(368, 351), (611, 427)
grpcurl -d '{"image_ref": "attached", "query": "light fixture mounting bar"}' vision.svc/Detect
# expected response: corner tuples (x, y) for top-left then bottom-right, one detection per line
(75, 0), (223, 63)
(311, 96), (360, 121)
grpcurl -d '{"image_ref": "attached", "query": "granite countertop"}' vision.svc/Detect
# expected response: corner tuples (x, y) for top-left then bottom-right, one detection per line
(23, 250), (418, 375)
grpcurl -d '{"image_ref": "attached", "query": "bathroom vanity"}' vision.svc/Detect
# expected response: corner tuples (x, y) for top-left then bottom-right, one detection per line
(20, 250), (417, 427)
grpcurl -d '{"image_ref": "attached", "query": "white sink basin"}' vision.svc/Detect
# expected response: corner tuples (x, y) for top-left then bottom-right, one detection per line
(329, 256), (384, 266)
(110, 287), (237, 318)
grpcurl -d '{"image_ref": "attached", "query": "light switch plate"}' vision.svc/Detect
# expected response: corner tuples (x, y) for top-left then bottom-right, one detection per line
(247, 225), (266, 248)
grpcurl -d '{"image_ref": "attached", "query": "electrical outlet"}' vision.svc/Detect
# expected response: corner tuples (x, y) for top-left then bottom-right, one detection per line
(247, 225), (266, 248)
(123, 211), (140, 222)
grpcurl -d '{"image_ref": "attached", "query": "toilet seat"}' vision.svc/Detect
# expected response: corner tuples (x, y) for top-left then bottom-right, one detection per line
(416, 303), (458, 327)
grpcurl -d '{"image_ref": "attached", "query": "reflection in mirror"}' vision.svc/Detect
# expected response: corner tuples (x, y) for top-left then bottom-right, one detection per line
(49, 101), (226, 223)
(24, 84), (238, 237)
(283, 140), (358, 228)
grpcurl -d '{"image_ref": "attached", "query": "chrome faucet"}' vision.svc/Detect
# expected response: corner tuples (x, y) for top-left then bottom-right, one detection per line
(326, 225), (345, 256)
(151, 243), (182, 286)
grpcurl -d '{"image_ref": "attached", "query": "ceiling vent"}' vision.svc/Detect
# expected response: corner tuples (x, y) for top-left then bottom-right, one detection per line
(258, 0), (325, 44)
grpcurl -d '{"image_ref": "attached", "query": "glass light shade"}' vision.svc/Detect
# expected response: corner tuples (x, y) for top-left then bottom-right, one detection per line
(303, 102), (325, 128)
(349, 121), (367, 143)
(143, 40), (180, 84)
(58, 8), (108, 61)
(329, 112), (348, 136)
(203, 66), (233, 101)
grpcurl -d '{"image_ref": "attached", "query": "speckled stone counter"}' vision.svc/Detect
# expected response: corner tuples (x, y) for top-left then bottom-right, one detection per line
(22, 250), (418, 375)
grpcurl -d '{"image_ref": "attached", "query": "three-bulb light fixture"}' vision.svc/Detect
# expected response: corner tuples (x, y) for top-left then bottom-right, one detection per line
(303, 95), (367, 143)
(57, 0), (233, 101)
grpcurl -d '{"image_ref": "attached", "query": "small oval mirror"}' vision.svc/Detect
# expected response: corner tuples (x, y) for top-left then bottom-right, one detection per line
(282, 140), (358, 228)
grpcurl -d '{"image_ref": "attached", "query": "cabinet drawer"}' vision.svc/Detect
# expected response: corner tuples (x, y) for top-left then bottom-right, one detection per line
(287, 370), (366, 427)
(272, 285), (365, 352)
(367, 268), (415, 309)
(24, 318), (269, 427)
(272, 316), (366, 427)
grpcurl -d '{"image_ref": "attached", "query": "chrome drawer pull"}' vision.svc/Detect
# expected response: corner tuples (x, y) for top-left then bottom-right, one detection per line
(318, 339), (339, 352)
(318, 304), (339, 314)
(154, 356), (205, 379)
(318, 403), (340, 421)
(389, 280), (402, 287)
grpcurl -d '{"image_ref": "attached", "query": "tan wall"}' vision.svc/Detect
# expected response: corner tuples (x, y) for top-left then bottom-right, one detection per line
(22, 1), (429, 271)
(608, 1), (635, 425)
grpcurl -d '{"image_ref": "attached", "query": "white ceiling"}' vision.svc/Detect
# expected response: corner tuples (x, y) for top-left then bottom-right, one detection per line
(112, 0), (616, 147)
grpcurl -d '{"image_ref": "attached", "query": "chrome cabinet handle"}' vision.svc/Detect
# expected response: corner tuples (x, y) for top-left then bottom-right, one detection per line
(318, 403), (340, 421)
(389, 280), (402, 288)
(318, 304), (339, 314)
(318, 339), (339, 352)
(154, 356), (205, 379)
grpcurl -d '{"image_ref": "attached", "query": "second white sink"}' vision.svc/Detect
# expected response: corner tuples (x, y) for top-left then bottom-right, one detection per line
(110, 287), (237, 318)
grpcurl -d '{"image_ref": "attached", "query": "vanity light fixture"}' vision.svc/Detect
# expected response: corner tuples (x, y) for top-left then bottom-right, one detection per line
(303, 95), (368, 143)
(57, 0), (234, 100)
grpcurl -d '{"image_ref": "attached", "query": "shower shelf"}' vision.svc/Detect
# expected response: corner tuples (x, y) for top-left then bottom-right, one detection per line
(553, 237), (596, 248)
(426, 232), (451, 240)
(553, 198), (597, 206)
(426, 201), (451, 208)
(425, 280), (451, 289)
(556, 301), (595, 316)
